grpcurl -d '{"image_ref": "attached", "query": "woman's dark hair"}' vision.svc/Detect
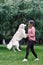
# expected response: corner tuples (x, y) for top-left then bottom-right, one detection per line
(29, 20), (34, 25)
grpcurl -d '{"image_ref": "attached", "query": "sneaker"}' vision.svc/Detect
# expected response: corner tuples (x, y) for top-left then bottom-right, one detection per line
(35, 58), (39, 61)
(23, 59), (27, 62)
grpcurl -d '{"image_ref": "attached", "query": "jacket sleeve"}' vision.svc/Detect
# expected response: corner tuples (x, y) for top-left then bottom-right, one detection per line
(30, 28), (35, 37)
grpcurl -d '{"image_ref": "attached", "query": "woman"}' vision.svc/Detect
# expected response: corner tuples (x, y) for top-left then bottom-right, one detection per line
(23, 20), (39, 61)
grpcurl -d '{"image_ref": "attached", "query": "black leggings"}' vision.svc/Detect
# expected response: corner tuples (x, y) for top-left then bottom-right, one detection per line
(25, 41), (38, 59)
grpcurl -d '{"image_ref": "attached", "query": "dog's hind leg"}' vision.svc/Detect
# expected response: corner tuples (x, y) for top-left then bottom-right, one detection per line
(13, 46), (16, 52)
(14, 41), (21, 52)
(16, 44), (21, 52)
(17, 46), (21, 51)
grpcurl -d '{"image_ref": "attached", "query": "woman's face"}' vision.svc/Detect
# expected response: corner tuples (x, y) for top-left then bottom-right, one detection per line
(28, 23), (33, 28)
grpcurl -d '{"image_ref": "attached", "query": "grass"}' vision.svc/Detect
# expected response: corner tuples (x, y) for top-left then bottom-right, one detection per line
(0, 45), (43, 65)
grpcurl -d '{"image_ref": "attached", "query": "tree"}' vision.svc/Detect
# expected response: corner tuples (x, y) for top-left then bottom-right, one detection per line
(0, 0), (43, 44)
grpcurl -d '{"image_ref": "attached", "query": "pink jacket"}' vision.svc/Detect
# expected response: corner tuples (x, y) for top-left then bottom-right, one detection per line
(28, 26), (36, 41)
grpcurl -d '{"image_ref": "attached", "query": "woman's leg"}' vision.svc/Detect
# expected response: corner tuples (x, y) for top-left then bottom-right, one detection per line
(25, 41), (30, 59)
(30, 41), (38, 58)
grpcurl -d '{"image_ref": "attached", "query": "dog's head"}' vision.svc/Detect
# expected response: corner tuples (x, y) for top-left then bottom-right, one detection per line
(19, 24), (26, 29)
(18, 24), (27, 38)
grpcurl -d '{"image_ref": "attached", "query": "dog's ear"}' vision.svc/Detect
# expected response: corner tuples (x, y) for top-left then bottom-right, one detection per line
(19, 24), (26, 29)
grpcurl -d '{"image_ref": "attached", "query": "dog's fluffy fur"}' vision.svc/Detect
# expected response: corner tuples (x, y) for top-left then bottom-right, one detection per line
(7, 24), (27, 51)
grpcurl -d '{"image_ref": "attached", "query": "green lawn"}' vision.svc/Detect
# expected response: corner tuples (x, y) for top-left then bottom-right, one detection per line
(0, 45), (43, 65)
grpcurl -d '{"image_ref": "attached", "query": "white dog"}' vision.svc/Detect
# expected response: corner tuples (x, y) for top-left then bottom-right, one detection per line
(7, 23), (27, 51)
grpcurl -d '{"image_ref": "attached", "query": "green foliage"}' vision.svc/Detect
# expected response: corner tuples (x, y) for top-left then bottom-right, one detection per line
(0, 0), (43, 42)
